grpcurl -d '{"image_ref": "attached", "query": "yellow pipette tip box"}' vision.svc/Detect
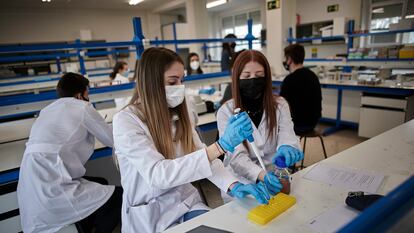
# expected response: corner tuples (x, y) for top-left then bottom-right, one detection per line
(248, 193), (296, 225)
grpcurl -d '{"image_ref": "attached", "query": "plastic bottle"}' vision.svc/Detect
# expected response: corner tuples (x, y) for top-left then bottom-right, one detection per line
(274, 156), (291, 194)
(274, 167), (291, 194)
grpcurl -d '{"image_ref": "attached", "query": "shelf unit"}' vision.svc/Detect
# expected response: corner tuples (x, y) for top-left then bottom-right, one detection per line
(287, 27), (414, 67)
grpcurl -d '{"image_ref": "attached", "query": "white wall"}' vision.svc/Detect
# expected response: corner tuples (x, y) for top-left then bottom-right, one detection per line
(0, 7), (148, 44)
(296, 0), (362, 27)
(265, 0), (297, 74)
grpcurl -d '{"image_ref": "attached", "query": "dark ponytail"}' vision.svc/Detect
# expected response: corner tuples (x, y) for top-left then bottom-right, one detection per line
(110, 61), (127, 80)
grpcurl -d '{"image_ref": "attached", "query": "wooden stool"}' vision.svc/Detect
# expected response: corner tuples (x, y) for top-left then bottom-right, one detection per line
(297, 129), (327, 169)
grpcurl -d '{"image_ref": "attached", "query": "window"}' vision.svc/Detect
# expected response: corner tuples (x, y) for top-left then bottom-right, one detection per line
(222, 16), (234, 35)
(369, 0), (414, 45)
(221, 10), (262, 51)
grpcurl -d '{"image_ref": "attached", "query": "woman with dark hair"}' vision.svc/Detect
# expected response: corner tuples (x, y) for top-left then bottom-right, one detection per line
(112, 47), (270, 232)
(217, 50), (304, 201)
(221, 33), (237, 72)
(186, 52), (203, 75)
(110, 61), (129, 84)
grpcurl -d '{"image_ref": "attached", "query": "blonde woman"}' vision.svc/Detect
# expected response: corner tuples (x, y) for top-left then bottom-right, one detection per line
(113, 47), (270, 233)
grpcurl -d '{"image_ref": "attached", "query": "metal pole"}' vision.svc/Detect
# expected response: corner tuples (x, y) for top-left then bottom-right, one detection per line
(75, 39), (86, 75)
(56, 57), (62, 73)
(246, 19), (254, 50)
(133, 17), (145, 58)
(172, 22), (178, 52)
(202, 43), (208, 62)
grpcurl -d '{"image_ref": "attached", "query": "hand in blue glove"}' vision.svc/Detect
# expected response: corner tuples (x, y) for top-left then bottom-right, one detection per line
(218, 112), (253, 153)
(272, 145), (304, 168)
(230, 182), (270, 204)
(199, 87), (216, 95)
(263, 172), (283, 195)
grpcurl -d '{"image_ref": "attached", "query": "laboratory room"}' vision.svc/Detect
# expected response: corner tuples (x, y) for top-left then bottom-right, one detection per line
(1, 0), (414, 233)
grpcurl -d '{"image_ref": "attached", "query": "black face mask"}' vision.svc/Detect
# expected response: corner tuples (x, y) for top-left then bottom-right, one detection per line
(239, 77), (266, 100)
(283, 60), (290, 71)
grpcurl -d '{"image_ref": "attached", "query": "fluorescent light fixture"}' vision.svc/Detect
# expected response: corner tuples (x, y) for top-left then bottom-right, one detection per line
(206, 0), (227, 9)
(42, 0), (51, 2)
(373, 8), (384, 14)
(406, 15), (414, 19)
(129, 0), (144, 6)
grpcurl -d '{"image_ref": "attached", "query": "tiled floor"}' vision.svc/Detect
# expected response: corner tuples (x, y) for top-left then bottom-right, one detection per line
(201, 123), (367, 209)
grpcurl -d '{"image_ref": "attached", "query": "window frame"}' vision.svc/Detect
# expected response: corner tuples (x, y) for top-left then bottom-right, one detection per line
(367, 0), (412, 46)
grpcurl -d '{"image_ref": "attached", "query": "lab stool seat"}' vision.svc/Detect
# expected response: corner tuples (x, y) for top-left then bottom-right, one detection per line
(296, 129), (327, 169)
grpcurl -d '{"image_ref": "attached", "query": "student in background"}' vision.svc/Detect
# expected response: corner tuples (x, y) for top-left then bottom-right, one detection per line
(221, 33), (237, 72)
(186, 52), (203, 75)
(280, 44), (322, 135)
(113, 47), (270, 233)
(110, 61), (131, 110)
(217, 50), (304, 202)
(110, 61), (130, 84)
(17, 73), (122, 233)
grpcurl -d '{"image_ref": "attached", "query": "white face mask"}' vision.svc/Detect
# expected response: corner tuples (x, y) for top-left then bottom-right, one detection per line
(190, 61), (200, 70)
(165, 85), (185, 108)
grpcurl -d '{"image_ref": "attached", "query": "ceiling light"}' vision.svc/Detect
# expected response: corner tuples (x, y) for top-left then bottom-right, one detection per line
(373, 8), (384, 14)
(206, 0), (227, 9)
(42, 0), (52, 2)
(129, 0), (144, 6)
(406, 15), (414, 19)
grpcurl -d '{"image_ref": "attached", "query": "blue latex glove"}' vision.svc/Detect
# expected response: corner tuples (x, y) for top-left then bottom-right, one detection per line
(199, 87), (216, 95)
(218, 112), (253, 153)
(264, 172), (283, 195)
(230, 182), (270, 204)
(272, 145), (304, 168)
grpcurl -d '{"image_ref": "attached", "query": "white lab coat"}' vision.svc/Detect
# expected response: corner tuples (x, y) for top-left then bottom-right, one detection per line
(113, 73), (131, 110)
(113, 106), (238, 233)
(217, 97), (300, 185)
(17, 98), (114, 233)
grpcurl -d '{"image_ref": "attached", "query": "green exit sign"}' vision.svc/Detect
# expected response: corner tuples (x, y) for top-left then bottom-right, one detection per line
(267, 0), (280, 10)
(327, 4), (339, 12)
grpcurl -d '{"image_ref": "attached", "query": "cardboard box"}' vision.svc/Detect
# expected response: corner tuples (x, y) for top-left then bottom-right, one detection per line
(322, 29), (333, 37)
(399, 46), (414, 59)
(333, 17), (346, 36)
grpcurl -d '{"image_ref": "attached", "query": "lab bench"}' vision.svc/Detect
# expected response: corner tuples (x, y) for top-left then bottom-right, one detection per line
(163, 119), (414, 233)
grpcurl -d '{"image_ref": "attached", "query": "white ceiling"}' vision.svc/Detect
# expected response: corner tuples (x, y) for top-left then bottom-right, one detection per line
(0, 0), (261, 13)
(0, 0), (170, 10)
(206, 0), (258, 13)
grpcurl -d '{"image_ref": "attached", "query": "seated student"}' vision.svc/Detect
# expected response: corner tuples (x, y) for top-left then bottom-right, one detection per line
(217, 50), (304, 201)
(110, 61), (132, 110)
(110, 61), (130, 84)
(113, 47), (270, 233)
(17, 73), (122, 233)
(186, 52), (203, 75)
(280, 44), (322, 135)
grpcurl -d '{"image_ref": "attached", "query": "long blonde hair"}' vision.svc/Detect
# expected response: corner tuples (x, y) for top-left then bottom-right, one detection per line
(129, 47), (196, 159)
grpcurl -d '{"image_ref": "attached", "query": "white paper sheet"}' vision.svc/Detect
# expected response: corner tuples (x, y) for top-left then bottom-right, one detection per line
(308, 204), (359, 233)
(303, 163), (384, 193)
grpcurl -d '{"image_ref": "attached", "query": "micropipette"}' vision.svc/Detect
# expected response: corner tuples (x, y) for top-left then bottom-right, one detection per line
(234, 108), (271, 199)
(234, 108), (267, 171)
